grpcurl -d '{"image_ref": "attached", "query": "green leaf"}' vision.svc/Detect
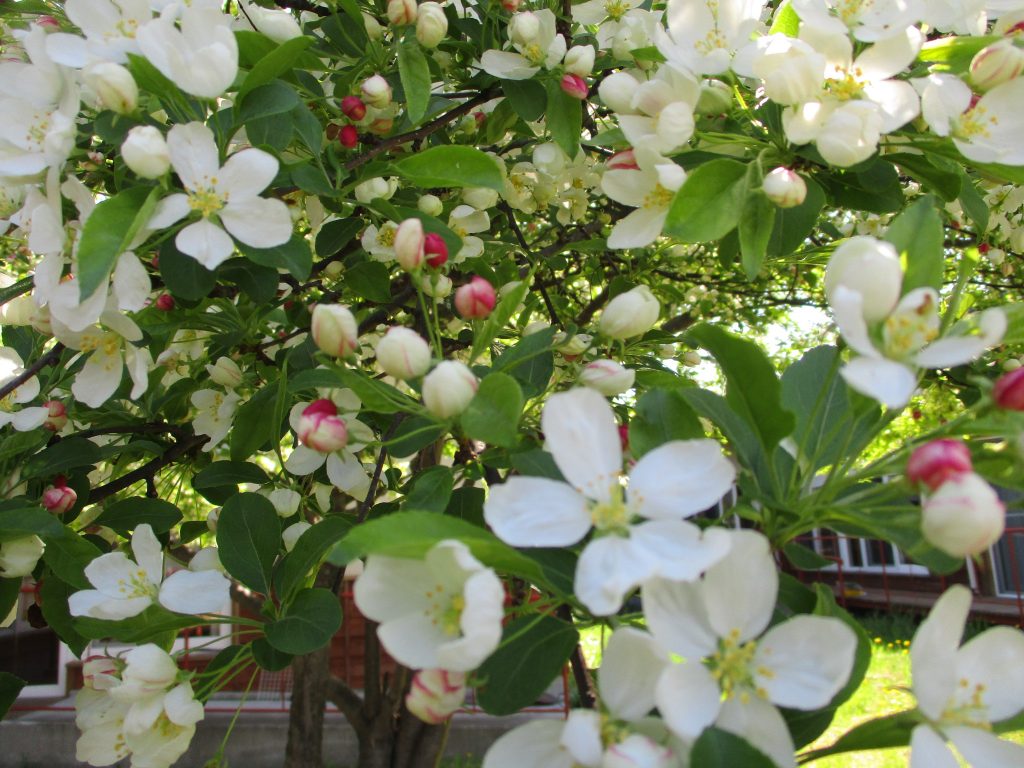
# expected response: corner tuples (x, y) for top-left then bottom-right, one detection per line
(686, 323), (795, 452)
(470, 280), (530, 362)
(315, 219), (362, 257)
(160, 239), (216, 301)
(476, 615), (578, 715)
(42, 530), (103, 590)
(629, 388), (704, 458)
(461, 373), (524, 448)
(329, 512), (550, 588)
(397, 36), (431, 125)
(239, 35), (314, 100)
(886, 195), (945, 293)
(769, 0), (800, 35)
(265, 587), (342, 655)
(292, 105), (323, 155)
(40, 577), (89, 657)
(403, 466), (454, 513)
(179, 520), (208, 545)
(219, 258), (279, 304)
(321, 4), (369, 57)
(445, 486), (486, 526)
(75, 604), (199, 643)
(957, 170), (989, 233)
(0, 672), (26, 720)
(392, 146), (504, 191)
(386, 415), (448, 457)
(252, 637), (293, 671)
(767, 176), (825, 257)
(799, 711), (919, 762)
(682, 389), (771, 490)
(290, 367), (414, 414)
(238, 80), (300, 123)
(502, 79), (546, 122)
(918, 34), (1000, 72)
(24, 437), (102, 479)
(545, 80), (582, 158)
(345, 260), (392, 303)
(230, 382), (281, 461)
(274, 516), (353, 600)
(739, 191), (776, 279)
(886, 153), (961, 202)
(239, 234), (313, 280)
(193, 461), (271, 493)
(509, 450), (564, 481)
(0, 507), (64, 542)
(691, 728), (776, 767)
(93, 498), (182, 536)
(216, 493), (281, 595)
(664, 159), (747, 242)
(492, 327), (556, 397)
(78, 187), (159, 302)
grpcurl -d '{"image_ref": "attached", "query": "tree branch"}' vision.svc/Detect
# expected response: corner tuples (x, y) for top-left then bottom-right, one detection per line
(270, 0), (330, 16)
(0, 343), (64, 402)
(326, 674), (369, 728)
(87, 433), (207, 504)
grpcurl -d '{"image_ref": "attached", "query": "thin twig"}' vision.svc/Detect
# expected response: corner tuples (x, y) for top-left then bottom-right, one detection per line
(0, 344), (64, 402)
(87, 434), (207, 504)
(355, 414), (404, 523)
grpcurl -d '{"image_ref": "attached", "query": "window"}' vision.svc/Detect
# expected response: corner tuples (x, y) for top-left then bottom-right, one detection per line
(992, 511), (1024, 599)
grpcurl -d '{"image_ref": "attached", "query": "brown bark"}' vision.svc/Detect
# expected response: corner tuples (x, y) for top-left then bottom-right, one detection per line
(285, 643), (331, 768)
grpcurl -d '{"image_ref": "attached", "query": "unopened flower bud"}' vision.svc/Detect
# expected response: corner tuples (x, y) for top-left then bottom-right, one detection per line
(282, 522), (311, 552)
(682, 350), (701, 366)
(354, 177), (394, 203)
(341, 95), (367, 121)
(556, 332), (592, 358)
(454, 277), (497, 319)
(994, 367), (1024, 410)
(424, 233), (448, 267)
(907, 439), (972, 491)
(824, 236), (902, 324)
(560, 73), (589, 100)
(696, 78), (732, 115)
(969, 39), (1024, 92)
(607, 149), (639, 170)
(598, 285), (659, 339)
(121, 126), (170, 179)
(921, 472), (1005, 557)
(422, 361), (478, 418)
(394, 218), (426, 271)
(312, 304), (359, 358)
(42, 400), (67, 431)
(564, 45), (595, 77)
(375, 327), (431, 379)
(416, 2), (448, 48)
(763, 167), (807, 208)
(509, 12), (541, 47)
(42, 480), (76, 515)
(501, 0), (521, 10)
(265, 488), (301, 518)
(420, 272), (453, 298)
(339, 124), (359, 148)
(369, 117), (394, 136)
(206, 356), (243, 388)
(84, 62), (138, 114)
(206, 508), (220, 532)
(406, 669), (467, 724)
(579, 359), (635, 396)
(0, 535), (44, 578)
(363, 11), (384, 39)
(297, 399), (349, 452)
(155, 293), (175, 311)
(387, 0), (417, 25)
(598, 71), (639, 113)
(418, 194), (444, 217)
(82, 657), (120, 691)
(361, 74), (392, 108)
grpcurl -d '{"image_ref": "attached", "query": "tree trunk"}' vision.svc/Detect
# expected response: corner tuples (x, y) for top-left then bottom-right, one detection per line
(285, 643), (330, 768)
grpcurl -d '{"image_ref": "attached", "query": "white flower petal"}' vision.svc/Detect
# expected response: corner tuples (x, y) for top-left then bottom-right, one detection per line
(575, 535), (648, 616)
(599, 627), (667, 721)
(484, 477), (592, 547)
(73, 346), (125, 408)
(216, 148), (278, 197)
(326, 451), (370, 497)
(158, 569), (230, 615)
(632, 521), (731, 582)
(131, 524), (165, 585)
(840, 357), (918, 409)
(642, 576), (718, 658)
(704, 530), (776, 644)
(163, 683), (204, 727)
(755, 615), (857, 709)
(176, 218), (235, 270)
(113, 252), (151, 313)
(607, 205), (669, 250)
(655, 662), (720, 740)
(910, 725), (959, 768)
(560, 710), (603, 767)
(284, 444), (328, 476)
(911, 585), (970, 719)
(541, 388), (623, 502)
(629, 440), (735, 519)
(948, 726), (1024, 767)
(483, 720), (574, 768)
(147, 193), (190, 230)
(166, 122), (219, 191)
(479, 50), (541, 80)
(353, 555), (433, 623)
(377, 610), (450, 669)
(716, 696), (796, 768)
(219, 196), (292, 249)
(953, 626), (1024, 722)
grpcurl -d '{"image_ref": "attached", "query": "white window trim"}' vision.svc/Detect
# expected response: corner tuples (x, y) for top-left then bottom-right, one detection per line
(810, 528), (930, 576)
(990, 516), (1024, 599)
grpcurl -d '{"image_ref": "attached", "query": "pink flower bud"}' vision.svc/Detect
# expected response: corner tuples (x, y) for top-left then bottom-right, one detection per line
(341, 95), (367, 121)
(37, 16), (60, 30)
(454, 277), (497, 319)
(297, 399), (349, 453)
(311, 304), (359, 358)
(82, 656), (120, 691)
(762, 167), (807, 208)
(501, 0), (521, 11)
(921, 472), (1005, 558)
(424, 233), (448, 268)
(907, 439), (972, 490)
(607, 149), (639, 170)
(42, 400), (67, 431)
(42, 480), (76, 515)
(339, 124), (359, 148)
(994, 367), (1024, 410)
(405, 669), (467, 724)
(560, 73), (589, 100)
(155, 293), (175, 311)
(579, 359), (635, 396)
(970, 39), (1024, 92)
(375, 327), (432, 379)
(394, 218), (426, 271)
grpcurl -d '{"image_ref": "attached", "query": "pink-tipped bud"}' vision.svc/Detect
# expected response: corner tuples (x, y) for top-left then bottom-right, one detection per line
(921, 472), (1005, 558)
(361, 74), (392, 108)
(339, 124), (359, 148)
(762, 167), (807, 208)
(394, 218), (426, 271)
(994, 367), (1024, 410)
(501, 0), (522, 10)
(42, 400), (67, 431)
(454, 277), (497, 319)
(607, 149), (639, 170)
(42, 478), (76, 515)
(970, 39), (1024, 92)
(387, 0), (418, 25)
(311, 304), (359, 358)
(560, 73), (589, 100)
(155, 293), (175, 311)
(37, 16), (60, 30)
(82, 656), (120, 691)
(424, 233), (448, 268)
(406, 669), (467, 724)
(579, 359), (635, 396)
(907, 439), (973, 491)
(297, 399), (348, 453)
(341, 95), (367, 121)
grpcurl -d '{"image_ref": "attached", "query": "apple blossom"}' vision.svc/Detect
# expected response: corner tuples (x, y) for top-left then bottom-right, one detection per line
(237, 1), (303, 42)
(416, 3), (448, 48)
(484, 388), (734, 614)
(421, 272), (453, 298)
(361, 75), (393, 108)
(824, 236), (903, 323)
(579, 359), (636, 396)
(406, 669), (467, 724)
(0, 535), (45, 577)
(602, 149), (685, 249)
(354, 539), (504, 671)
(285, 391), (373, 498)
(387, 0), (418, 26)
(297, 399), (349, 453)
(282, 522), (311, 552)
(654, 0), (766, 75)
(206, 356), (243, 389)
(375, 327), (432, 379)
(422, 360), (478, 418)
(921, 472), (1005, 558)
(447, 204), (490, 261)
(743, 34), (826, 106)
(970, 39), (1024, 91)
(341, 96), (367, 121)
(43, 479), (77, 514)
(424, 233), (448, 267)
(598, 285), (660, 339)
(480, 9), (567, 80)
(136, 5), (238, 99)
(312, 304), (359, 358)
(564, 45), (596, 77)
(762, 168), (807, 208)
(0, 347), (48, 432)
(906, 440), (973, 490)
(418, 194), (444, 216)
(264, 488), (302, 518)
(121, 126), (170, 179)
(354, 177), (397, 204)
(993, 367), (1024, 410)
(83, 62), (137, 114)
(191, 388), (241, 452)
(394, 218), (426, 271)
(42, 399), (67, 431)
(454, 277), (497, 319)
(560, 73), (589, 100)
(909, 586), (1024, 767)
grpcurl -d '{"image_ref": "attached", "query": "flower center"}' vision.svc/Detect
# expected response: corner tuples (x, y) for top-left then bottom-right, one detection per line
(837, 0), (868, 25)
(188, 187), (225, 218)
(882, 296), (939, 359)
(522, 43), (545, 66)
(956, 104), (997, 140)
(604, 0), (629, 21)
(939, 678), (991, 729)
(826, 68), (865, 101)
(424, 583), (465, 636)
(119, 567), (159, 599)
(642, 183), (675, 210)
(590, 485), (630, 534)
(706, 628), (770, 702)
(377, 226), (395, 248)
